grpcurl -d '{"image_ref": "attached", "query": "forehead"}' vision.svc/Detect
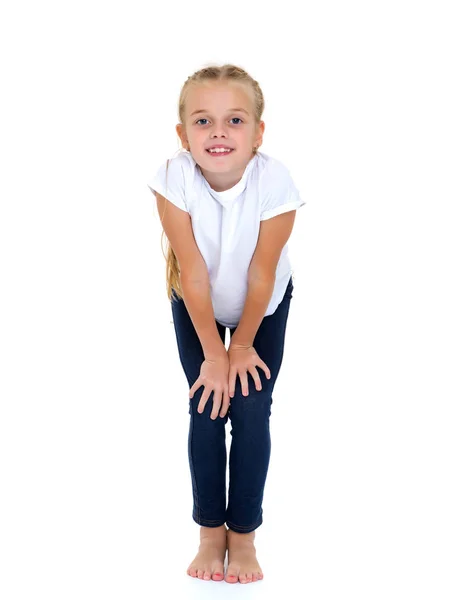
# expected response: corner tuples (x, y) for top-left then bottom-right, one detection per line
(186, 81), (253, 115)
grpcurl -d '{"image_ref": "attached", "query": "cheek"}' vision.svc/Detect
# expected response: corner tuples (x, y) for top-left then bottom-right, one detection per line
(188, 130), (204, 144)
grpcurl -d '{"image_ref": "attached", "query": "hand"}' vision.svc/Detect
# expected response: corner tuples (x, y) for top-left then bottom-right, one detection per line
(189, 351), (231, 419)
(227, 343), (271, 397)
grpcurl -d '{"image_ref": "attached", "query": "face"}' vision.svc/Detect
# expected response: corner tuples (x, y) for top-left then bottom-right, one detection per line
(176, 81), (264, 184)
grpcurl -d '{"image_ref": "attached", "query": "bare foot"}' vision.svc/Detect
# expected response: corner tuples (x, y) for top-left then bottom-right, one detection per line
(187, 525), (227, 581)
(225, 528), (264, 584)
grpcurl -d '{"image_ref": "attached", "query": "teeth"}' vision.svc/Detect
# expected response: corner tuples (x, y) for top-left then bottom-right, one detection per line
(208, 148), (232, 153)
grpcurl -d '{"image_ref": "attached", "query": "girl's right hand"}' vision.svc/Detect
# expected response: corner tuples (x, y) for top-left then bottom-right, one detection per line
(189, 351), (230, 420)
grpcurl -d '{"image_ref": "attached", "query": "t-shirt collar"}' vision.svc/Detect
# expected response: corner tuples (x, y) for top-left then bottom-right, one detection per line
(201, 154), (258, 207)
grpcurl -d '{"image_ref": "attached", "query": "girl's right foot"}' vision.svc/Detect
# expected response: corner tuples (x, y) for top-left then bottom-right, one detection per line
(225, 528), (264, 584)
(187, 524), (227, 581)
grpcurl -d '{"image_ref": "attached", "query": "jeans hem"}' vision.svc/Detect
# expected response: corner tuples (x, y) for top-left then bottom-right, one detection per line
(226, 518), (263, 533)
(193, 514), (226, 528)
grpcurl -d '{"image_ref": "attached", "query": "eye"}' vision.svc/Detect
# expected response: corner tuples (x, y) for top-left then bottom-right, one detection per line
(194, 117), (243, 125)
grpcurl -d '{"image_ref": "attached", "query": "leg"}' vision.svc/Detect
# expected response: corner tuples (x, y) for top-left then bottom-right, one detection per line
(171, 292), (229, 581)
(171, 292), (229, 527)
(224, 277), (294, 583)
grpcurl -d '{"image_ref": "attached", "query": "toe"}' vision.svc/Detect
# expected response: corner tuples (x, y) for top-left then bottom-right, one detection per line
(238, 572), (248, 584)
(211, 561), (224, 581)
(188, 567), (197, 577)
(203, 571), (211, 580)
(252, 572), (258, 582)
(225, 567), (239, 583)
(197, 569), (204, 579)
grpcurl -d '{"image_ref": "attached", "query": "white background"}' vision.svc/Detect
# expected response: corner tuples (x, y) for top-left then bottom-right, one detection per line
(1, 0), (449, 598)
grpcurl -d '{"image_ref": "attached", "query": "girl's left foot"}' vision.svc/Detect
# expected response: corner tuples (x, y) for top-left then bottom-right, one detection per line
(225, 528), (264, 584)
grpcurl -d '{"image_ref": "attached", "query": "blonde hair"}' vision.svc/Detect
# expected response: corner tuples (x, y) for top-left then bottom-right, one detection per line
(160, 63), (265, 301)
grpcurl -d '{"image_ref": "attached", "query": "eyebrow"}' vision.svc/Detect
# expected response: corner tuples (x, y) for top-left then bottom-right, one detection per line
(190, 108), (249, 117)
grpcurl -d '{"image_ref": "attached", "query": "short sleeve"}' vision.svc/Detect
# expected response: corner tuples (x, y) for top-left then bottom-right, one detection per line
(260, 160), (306, 221)
(147, 156), (189, 213)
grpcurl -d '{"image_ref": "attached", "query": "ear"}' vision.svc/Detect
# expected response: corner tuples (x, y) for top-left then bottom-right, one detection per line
(175, 123), (188, 147)
(256, 120), (265, 146)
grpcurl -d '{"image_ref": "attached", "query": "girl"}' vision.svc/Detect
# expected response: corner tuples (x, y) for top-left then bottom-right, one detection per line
(148, 64), (306, 584)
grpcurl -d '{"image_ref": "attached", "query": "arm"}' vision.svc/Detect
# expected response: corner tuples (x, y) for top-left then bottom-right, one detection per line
(180, 276), (226, 359)
(155, 192), (225, 359)
(229, 277), (275, 347)
(231, 210), (297, 347)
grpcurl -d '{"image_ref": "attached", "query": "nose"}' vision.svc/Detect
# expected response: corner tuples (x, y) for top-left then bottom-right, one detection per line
(210, 123), (227, 138)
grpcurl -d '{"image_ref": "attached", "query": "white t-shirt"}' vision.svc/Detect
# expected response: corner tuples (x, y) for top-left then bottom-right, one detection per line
(148, 149), (306, 328)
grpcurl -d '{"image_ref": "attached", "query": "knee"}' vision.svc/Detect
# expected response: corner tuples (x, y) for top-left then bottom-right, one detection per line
(189, 390), (229, 425)
(228, 386), (273, 422)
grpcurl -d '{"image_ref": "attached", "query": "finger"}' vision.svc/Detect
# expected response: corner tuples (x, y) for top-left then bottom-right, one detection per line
(260, 360), (271, 380)
(229, 368), (237, 398)
(239, 371), (249, 396)
(219, 399), (229, 418)
(189, 379), (200, 398)
(219, 387), (230, 418)
(197, 388), (211, 414)
(210, 390), (222, 420)
(248, 367), (262, 391)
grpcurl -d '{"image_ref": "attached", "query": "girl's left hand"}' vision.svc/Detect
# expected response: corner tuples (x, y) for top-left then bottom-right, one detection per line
(227, 343), (271, 397)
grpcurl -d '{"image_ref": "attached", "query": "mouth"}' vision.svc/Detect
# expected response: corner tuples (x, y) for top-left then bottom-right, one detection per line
(206, 148), (235, 157)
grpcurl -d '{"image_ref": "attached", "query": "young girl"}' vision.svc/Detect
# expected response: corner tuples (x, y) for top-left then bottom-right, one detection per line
(148, 64), (306, 584)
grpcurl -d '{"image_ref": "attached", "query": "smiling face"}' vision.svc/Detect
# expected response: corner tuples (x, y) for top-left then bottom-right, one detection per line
(176, 81), (264, 191)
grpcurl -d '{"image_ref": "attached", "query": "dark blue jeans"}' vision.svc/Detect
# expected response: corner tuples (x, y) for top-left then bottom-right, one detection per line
(170, 276), (294, 533)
